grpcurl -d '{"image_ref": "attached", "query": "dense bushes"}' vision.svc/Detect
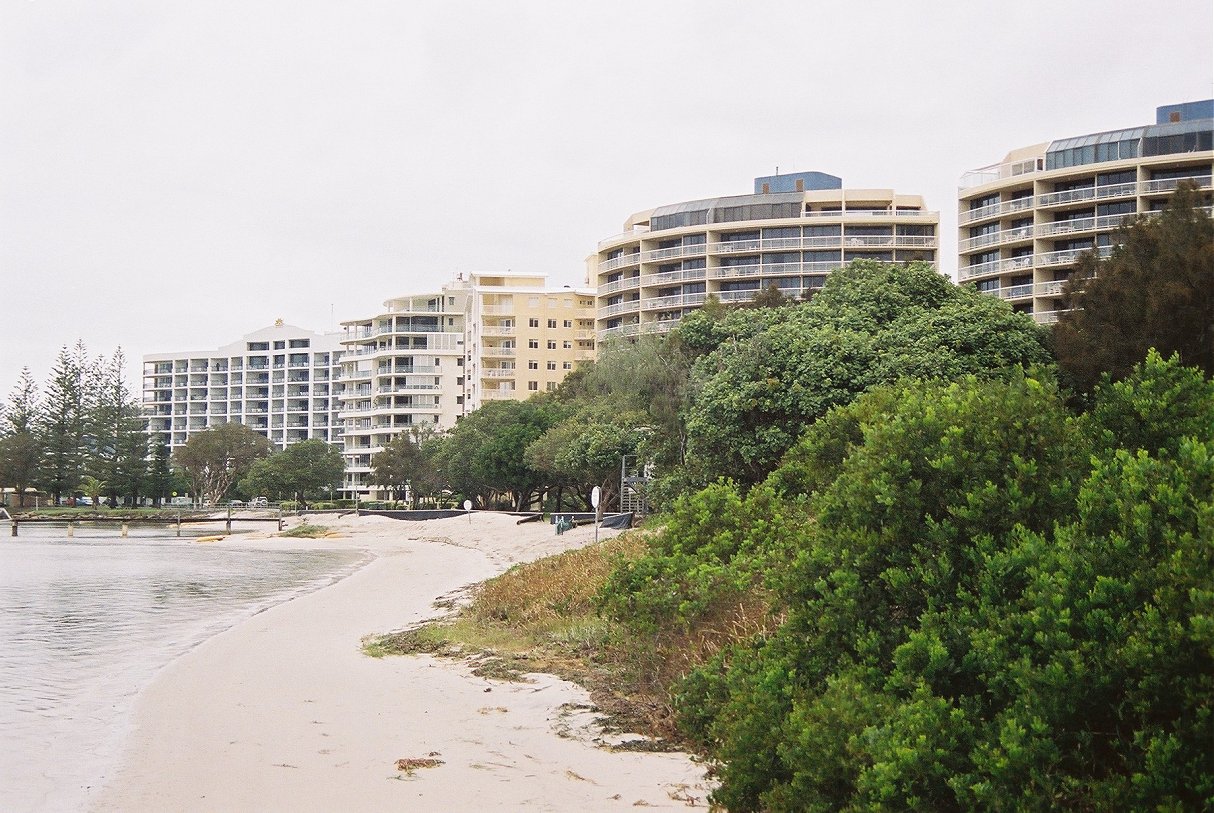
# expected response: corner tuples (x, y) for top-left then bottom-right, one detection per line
(600, 355), (1213, 810)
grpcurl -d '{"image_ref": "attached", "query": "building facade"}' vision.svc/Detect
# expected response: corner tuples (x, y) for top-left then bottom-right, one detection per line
(337, 273), (596, 499)
(336, 285), (469, 496)
(142, 322), (345, 454)
(957, 100), (1213, 323)
(589, 172), (939, 339)
(462, 272), (597, 407)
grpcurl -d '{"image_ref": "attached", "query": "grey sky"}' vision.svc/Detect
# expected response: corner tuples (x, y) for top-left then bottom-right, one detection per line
(2, 0), (1212, 394)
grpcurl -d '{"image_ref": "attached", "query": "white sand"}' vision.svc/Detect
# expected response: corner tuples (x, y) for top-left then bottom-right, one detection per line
(92, 514), (711, 811)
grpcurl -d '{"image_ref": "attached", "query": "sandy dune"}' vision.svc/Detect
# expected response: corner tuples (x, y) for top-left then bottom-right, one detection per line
(92, 514), (711, 812)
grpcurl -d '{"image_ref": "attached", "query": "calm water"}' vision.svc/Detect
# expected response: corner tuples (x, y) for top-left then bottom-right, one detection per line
(0, 524), (366, 812)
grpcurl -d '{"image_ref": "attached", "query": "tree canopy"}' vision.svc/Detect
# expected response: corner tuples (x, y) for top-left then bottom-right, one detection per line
(175, 422), (273, 506)
(682, 261), (1051, 483)
(1053, 181), (1214, 390)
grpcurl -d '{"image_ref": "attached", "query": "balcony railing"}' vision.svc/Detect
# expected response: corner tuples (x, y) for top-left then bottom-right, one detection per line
(599, 252), (642, 272)
(598, 300), (642, 318)
(599, 276), (643, 295)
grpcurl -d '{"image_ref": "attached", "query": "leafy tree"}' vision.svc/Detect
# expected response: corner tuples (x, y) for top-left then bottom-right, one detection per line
(370, 429), (440, 506)
(175, 422), (273, 506)
(276, 439), (346, 507)
(663, 358), (1213, 810)
(238, 439), (343, 508)
(432, 398), (559, 509)
(1053, 181), (1214, 390)
(685, 261), (1051, 482)
(525, 403), (649, 511)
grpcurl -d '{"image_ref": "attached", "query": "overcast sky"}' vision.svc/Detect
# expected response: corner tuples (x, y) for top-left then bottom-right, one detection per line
(2, 0), (1211, 394)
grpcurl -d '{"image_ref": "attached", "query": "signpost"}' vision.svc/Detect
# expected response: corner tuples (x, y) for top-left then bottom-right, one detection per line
(463, 499), (472, 524)
(591, 486), (601, 545)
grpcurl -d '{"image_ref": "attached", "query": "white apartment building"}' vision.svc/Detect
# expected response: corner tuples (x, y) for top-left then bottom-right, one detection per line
(338, 273), (596, 499)
(143, 322), (345, 453)
(957, 99), (1213, 323)
(337, 286), (469, 496)
(590, 172), (939, 339)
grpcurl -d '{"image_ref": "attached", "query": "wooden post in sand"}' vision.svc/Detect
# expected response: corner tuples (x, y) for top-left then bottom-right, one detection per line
(121, 522), (129, 538)
(176, 514), (182, 537)
(226, 504), (232, 534)
(10, 520), (16, 537)
(67, 522), (74, 538)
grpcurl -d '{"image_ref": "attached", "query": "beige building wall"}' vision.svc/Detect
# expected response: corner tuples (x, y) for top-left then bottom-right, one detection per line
(463, 272), (596, 407)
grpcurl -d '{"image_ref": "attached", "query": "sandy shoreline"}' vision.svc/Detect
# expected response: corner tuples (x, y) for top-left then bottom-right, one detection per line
(91, 514), (711, 811)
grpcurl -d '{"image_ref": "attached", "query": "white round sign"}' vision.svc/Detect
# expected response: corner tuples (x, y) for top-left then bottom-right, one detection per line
(591, 486), (601, 508)
(463, 499), (472, 511)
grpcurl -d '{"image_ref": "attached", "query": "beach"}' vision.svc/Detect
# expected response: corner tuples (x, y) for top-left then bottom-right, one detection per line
(91, 514), (711, 811)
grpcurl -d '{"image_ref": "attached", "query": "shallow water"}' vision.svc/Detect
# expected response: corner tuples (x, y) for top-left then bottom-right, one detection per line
(0, 524), (365, 812)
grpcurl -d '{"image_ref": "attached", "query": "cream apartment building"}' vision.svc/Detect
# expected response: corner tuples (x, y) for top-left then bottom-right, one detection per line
(142, 322), (345, 454)
(957, 99), (1213, 323)
(338, 272), (596, 499)
(589, 172), (939, 339)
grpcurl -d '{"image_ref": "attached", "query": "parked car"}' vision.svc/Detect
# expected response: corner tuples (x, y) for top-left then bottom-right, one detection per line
(251, 496), (269, 508)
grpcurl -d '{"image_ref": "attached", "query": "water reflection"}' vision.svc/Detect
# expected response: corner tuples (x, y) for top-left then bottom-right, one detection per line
(0, 532), (364, 813)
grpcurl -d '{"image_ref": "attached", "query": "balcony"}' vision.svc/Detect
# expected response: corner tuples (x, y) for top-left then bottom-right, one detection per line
(598, 300), (642, 318)
(959, 195), (1037, 225)
(482, 346), (517, 357)
(642, 243), (708, 263)
(642, 292), (708, 311)
(599, 276), (643, 295)
(482, 368), (517, 379)
(1037, 245), (1113, 268)
(599, 252), (642, 272)
(1036, 181), (1137, 208)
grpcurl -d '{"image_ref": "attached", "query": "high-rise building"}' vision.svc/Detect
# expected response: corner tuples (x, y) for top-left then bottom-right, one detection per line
(336, 285), (469, 495)
(589, 172), (939, 339)
(337, 273), (596, 499)
(142, 322), (345, 454)
(462, 272), (597, 407)
(957, 100), (1213, 323)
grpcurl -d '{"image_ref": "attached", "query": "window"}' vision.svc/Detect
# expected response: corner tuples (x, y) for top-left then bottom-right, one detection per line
(547, 340), (557, 350)
(528, 381), (538, 391)
(547, 361), (556, 370)
(546, 382), (556, 391)
(529, 318), (539, 328)
(562, 341), (572, 349)
(562, 361), (572, 370)
(563, 320), (572, 328)
(528, 360), (538, 370)
(547, 319), (557, 328)
(528, 339), (539, 349)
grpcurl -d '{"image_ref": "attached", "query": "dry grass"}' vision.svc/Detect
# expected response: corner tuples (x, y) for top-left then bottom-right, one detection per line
(364, 528), (782, 748)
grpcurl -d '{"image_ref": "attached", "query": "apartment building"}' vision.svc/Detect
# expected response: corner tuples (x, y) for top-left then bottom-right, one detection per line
(142, 322), (345, 453)
(337, 273), (596, 499)
(957, 99), (1213, 323)
(589, 172), (939, 339)
(462, 272), (597, 407)
(337, 286), (469, 496)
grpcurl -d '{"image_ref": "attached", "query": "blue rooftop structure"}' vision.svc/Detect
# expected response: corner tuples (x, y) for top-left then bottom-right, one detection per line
(753, 171), (841, 194)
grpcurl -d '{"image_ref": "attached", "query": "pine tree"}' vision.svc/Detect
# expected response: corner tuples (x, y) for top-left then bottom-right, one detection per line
(0, 368), (44, 507)
(37, 342), (92, 503)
